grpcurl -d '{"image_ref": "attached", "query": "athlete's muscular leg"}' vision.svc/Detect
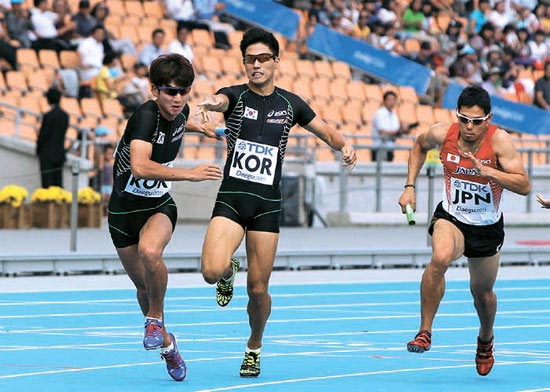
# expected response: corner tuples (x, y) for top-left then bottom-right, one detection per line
(244, 231), (278, 350)
(116, 245), (149, 316)
(120, 213), (173, 346)
(468, 254), (499, 341)
(419, 220), (465, 332)
(201, 216), (245, 284)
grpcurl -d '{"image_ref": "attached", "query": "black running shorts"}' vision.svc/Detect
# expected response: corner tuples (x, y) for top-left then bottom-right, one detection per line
(212, 178), (282, 233)
(107, 193), (178, 248)
(429, 202), (504, 258)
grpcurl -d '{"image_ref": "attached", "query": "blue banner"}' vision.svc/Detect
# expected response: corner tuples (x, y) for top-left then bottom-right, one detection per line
(223, 0), (300, 39)
(442, 82), (550, 135)
(307, 24), (433, 95)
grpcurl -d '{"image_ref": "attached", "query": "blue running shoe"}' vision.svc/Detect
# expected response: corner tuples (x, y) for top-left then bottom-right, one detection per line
(143, 318), (163, 350)
(161, 333), (187, 381)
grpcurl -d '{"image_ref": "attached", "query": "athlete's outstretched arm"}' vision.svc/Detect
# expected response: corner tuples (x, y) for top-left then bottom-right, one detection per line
(130, 139), (223, 182)
(195, 94), (230, 123)
(462, 129), (531, 196)
(185, 120), (219, 139)
(303, 117), (357, 170)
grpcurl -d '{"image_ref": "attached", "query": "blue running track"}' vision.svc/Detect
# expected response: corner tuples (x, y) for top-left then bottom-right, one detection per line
(1, 278), (549, 391)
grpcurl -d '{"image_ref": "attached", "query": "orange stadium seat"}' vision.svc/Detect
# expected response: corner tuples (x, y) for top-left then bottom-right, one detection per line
(124, 0), (145, 18)
(415, 104), (435, 124)
(433, 107), (452, 123)
(38, 49), (60, 69)
(313, 60), (334, 80)
(143, 1), (165, 19)
(5, 71), (29, 94)
(279, 57), (298, 79)
(59, 50), (81, 69)
(295, 59), (317, 80)
(398, 102), (418, 125)
(293, 76), (314, 103)
(346, 80), (366, 103)
(329, 79), (348, 104)
(17, 48), (40, 70)
(332, 61), (352, 80)
(398, 85), (419, 104)
(60, 96), (83, 122)
(81, 97), (104, 121)
(364, 84), (383, 103)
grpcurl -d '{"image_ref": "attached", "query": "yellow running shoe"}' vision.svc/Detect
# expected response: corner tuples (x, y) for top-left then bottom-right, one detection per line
(216, 258), (239, 307)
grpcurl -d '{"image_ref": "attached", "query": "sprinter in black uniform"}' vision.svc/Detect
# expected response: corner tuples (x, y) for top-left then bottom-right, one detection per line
(196, 27), (357, 378)
(108, 54), (223, 382)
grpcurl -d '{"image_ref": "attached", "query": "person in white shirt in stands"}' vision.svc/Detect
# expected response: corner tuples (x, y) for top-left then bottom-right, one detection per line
(167, 24), (205, 76)
(30, 0), (62, 51)
(139, 28), (167, 67)
(77, 24), (105, 83)
(371, 90), (415, 162)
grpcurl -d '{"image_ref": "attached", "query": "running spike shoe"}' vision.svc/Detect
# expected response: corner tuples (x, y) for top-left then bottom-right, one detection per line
(407, 329), (432, 353)
(143, 318), (163, 350)
(216, 258), (240, 307)
(160, 333), (187, 381)
(239, 351), (260, 378)
(475, 336), (494, 376)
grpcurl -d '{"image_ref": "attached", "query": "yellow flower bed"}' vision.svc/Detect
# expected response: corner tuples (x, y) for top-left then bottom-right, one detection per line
(0, 185), (28, 207)
(78, 187), (101, 205)
(31, 186), (72, 204)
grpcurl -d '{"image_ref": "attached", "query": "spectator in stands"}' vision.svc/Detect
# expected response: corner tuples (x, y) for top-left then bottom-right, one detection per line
(164, 0), (196, 25)
(437, 19), (466, 67)
(370, 90), (415, 162)
(52, 0), (77, 49)
(36, 87), (69, 189)
(377, 0), (401, 30)
(118, 62), (152, 116)
(308, 0), (330, 26)
(96, 51), (129, 101)
(481, 66), (504, 96)
(513, 27), (534, 67)
(533, 3), (549, 34)
(77, 24), (105, 84)
(488, 1), (513, 30)
(71, 0), (96, 39)
(514, 5), (539, 34)
(91, 2), (136, 56)
(398, 0), (427, 41)
(467, 0), (491, 35)
(139, 28), (166, 67)
(350, 8), (371, 39)
(193, 0), (235, 49)
(500, 47), (521, 89)
(533, 60), (550, 110)
(167, 24), (194, 63)
(30, 0), (72, 51)
(5, 0), (33, 48)
(528, 29), (548, 69)
(0, 23), (18, 70)
(449, 44), (483, 85)
(367, 21), (403, 55)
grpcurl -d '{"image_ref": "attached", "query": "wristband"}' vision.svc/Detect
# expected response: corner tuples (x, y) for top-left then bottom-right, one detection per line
(404, 184), (415, 189)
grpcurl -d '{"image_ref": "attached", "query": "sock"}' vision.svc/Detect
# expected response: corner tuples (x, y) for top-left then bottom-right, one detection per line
(221, 263), (235, 282)
(161, 342), (174, 354)
(246, 346), (261, 354)
(146, 316), (162, 323)
(479, 336), (493, 345)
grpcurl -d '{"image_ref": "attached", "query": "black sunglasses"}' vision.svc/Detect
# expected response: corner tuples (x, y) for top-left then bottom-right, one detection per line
(243, 53), (277, 64)
(156, 85), (191, 96)
(456, 110), (490, 126)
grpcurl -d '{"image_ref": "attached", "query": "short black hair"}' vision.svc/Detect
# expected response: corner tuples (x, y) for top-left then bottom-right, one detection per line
(383, 90), (397, 101)
(457, 85), (491, 115)
(240, 27), (279, 58)
(46, 87), (62, 105)
(149, 53), (194, 89)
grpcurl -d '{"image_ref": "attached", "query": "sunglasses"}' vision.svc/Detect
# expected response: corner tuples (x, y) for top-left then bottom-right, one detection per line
(243, 53), (277, 64)
(156, 85), (191, 96)
(456, 110), (490, 125)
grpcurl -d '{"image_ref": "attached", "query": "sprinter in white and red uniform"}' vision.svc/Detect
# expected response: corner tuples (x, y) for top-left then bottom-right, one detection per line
(398, 85), (531, 376)
(196, 27), (357, 378)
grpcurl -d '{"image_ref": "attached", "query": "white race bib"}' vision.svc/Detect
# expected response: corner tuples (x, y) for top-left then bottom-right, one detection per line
(448, 176), (493, 218)
(124, 162), (173, 197)
(229, 138), (278, 185)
